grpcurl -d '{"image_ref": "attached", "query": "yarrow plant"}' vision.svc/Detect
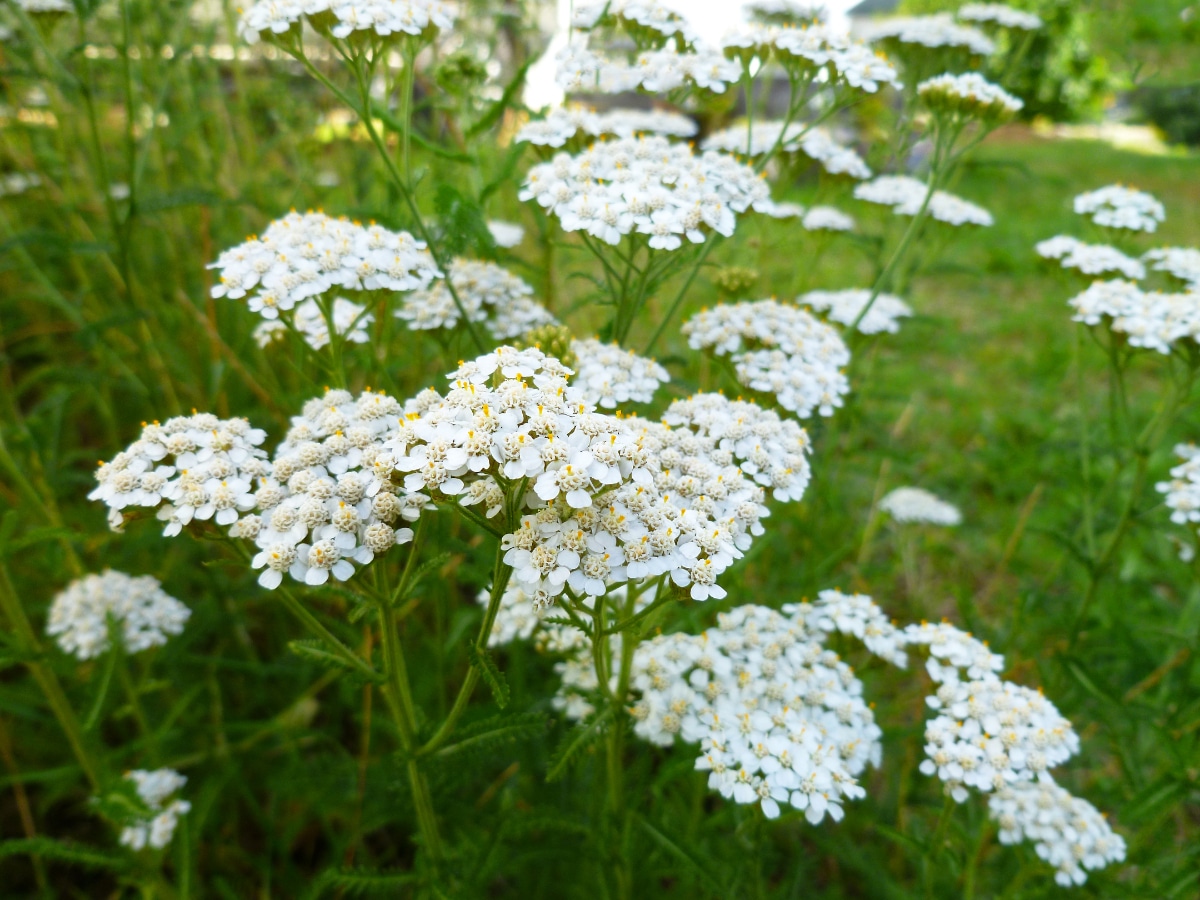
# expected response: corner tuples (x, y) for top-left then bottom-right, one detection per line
(0, 0), (1165, 895)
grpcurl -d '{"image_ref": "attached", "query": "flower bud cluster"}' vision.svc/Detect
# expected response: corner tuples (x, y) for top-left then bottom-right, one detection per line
(90, 413), (270, 536)
(989, 780), (1126, 887)
(520, 135), (769, 250)
(47, 571), (190, 661)
(702, 122), (872, 180)
(800, 288), (912, 335)
(397, 258), (555, 338)
(682, 299), (851, 418)
(855, 175), (993, 226)
(1074, 184), (1165, 233)
(209, 211), (439, 320)
(1036, 236), (1145, 279)
(918, 72), (1023, 122)
(253, 296), (373, 350)
(516, 105), (698, 149)
(238, 0), (456, 45)
(879, 486), (962, 526)
(118, 769), (191, 851)
(629, 599), (897, 822)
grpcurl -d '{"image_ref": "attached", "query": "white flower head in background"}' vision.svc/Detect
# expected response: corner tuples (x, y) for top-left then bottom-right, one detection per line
(800, 288), (913, 335)
(702, 122), (872, 180)
(208, 211), (440, 321)
(0, 173), (42, 197)
(515, 104), (697, 148)
(860, 14), (996, 56)
(745, 0), (827, 26)
(854, 175), (993, 227)
(253, 296), (373, 351)
(1035, 236), (1146, 280)
(683, 300), (851, 418)
(803, 206), (856, 232)
(117, 769), (191, 851)
(520, 136), (768, 250)
(956, 3), (1043, 31)
(1067, 280), (1200, 355)
(1074, 184), (1165, 233)
(1157, 443), (1200, 529)
(486, 220), (525, 249)
(16, 0), (74, 13)
(879, 487), (962, 526)
(1143, 246), (1200, 289)
(238, 0), (457, 45)
(397, 258), (555, 339)
(47, 571), (190, 661)
(918, 72), (1024, 122)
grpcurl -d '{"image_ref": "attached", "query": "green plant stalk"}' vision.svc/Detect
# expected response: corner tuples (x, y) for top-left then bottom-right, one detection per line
(921, 794), (956, 898)
(605, 584), (641, 900)
(0, 563), (101, 791)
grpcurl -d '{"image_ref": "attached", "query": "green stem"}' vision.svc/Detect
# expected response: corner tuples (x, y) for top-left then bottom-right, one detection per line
(273, 585), (381, 682)
(922, 794), (956, 898)
(643, 239), (718, 356)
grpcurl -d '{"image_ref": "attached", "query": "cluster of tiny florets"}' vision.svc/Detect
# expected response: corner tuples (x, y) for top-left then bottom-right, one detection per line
(209, 211), (439, 320)
(569, 338), (670, 408)
(860, 14), (995, 56)
(1074, 184), (1165, 233)
(702, 122), (872, 180)
(1067, 280), (1200, 354)
(47, 571), (190, 661)
(397, 258), (555, 338)
(855, 175), (993, 226)
(253, 296), (373, 350)
(1143, 246), (1200, 290)
(117, 769), (191, 851)
(90, 413), (270, 536)
(683, 300), (851, 418)
(918, 72), (1023, 121)
(520, 135), (769, 250)
(1157, 444), (1200, 531)
(515, 104), (697, 148)
(238, 0), (456, 45)
(1036, 236), (1146, 280)
(720, 23), (901, 94)
(879, 487), (962, 526)
(800, 288), (913, 335)
(956, 3), (1043, 31)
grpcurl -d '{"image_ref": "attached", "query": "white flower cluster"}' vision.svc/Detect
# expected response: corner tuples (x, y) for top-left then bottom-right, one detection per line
(1067, 280), (1200, 354)
(555, 41), (739, 96)
(756, 199), (807, 220)
(854, 175), (993, 226)
(879, 486), (962, 526)
(807, 588), (908, 666)
(516, 104), (697, 148)
(90, 413), (270, 536)
(209, 211), (439, 320)
(118, 769), (191, 851)
(47, 571), (190, 661)
(0, 173), (41, 197)
(745, 0), (826, 25)
(682, 300), (851, 418)
(800, 288), (913, 335)
(918, 72), (1024, 119)
(1036, 236), (1146, 280)
(487, 220), (525, 249)
(519, 135), (768, 250)
(802, 205), (856, 232)
(989, 780), (1126, 887)
(629, 597), (900, 822)
(253, 297), (373, 351)
(860, 14), (996, 56)
(238, 0), (456, 45)
(721, 23), (901, 94)
(957, 3), (1043, 31)
(569, 338), (670, 408)
(1074, 184), (1165, 233)
(1157, 443), (1200, 529)
(248, 389), (422, 588)
(397, 258), (554, 338)
(662, 393), (813, 503)
(16, 0), (73, 11)
(1143, 246), (1200, 289)
(701, 122), (872, 179)
(572, 0), (697, 41)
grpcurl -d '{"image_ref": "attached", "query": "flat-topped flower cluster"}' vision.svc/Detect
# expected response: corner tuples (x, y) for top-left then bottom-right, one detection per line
(856, 175), (993, 226)
(397, 258), (554, 338)
(683, 299), (851, 418)
(48, 571), (190, 661)
(701, 122), (872, 180)
(720, 22), (900, 93)
(118, 769), (192, 852)
(800, 288), (912, 335)
(1074, 184), (1165, 233)
(860, 13), (995, 56)
(956, 3), (1043, 31)
(238, 0), (456, 45)
(918, 72), (1023, 121)
(879, 486), (962, 526)
(519, 135), (769, 250)
(1157, 444), (1200, 531)
(1037, 236), (1146, 280)
(515, 105), (697, 148)
(1067, 280), (1200, 355)
(209, 211), (440, 320)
